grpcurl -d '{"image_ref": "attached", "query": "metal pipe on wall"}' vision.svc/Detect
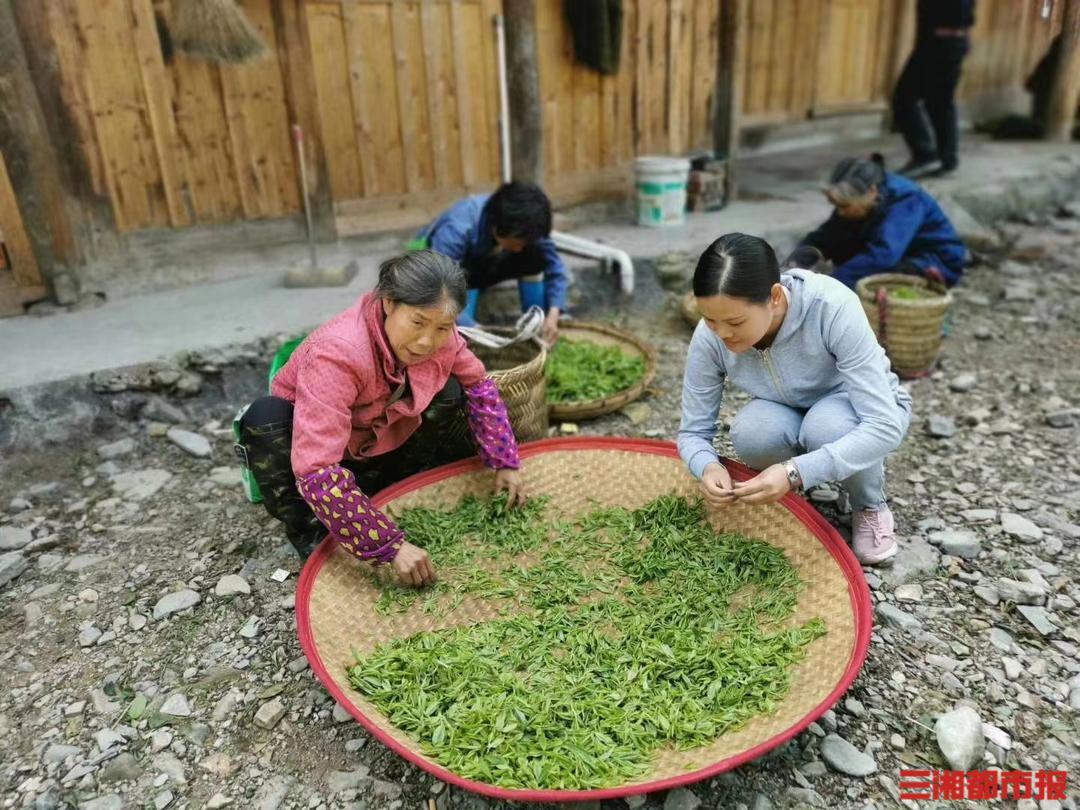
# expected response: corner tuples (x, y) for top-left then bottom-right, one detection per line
(494, 14), (513, 184)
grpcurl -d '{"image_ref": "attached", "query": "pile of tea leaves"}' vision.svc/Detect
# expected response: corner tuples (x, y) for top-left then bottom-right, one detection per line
(545, 338), (647, 403)
(888, 285), (937, 301)
(347, 494), (826, 790)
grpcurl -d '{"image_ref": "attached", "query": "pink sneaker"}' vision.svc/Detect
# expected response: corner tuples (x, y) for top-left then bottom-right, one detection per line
(852, 506), (898, 565)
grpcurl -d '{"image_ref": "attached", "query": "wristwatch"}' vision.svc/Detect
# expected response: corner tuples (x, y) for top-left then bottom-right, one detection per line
(782, 460), (803, 492)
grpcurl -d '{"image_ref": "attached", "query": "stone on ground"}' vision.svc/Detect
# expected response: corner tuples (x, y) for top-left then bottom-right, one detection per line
(935, 707), (985, 770)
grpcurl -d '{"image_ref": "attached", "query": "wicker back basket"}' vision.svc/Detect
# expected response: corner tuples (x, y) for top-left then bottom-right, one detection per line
(469, 333), (549, 441)
(856, 273), (952, 379)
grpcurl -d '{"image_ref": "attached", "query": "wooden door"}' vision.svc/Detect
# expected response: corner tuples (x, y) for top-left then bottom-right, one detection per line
(812, 0), (901, 115)
(0, 152), (46, 317)
(305, 0), (504, 236)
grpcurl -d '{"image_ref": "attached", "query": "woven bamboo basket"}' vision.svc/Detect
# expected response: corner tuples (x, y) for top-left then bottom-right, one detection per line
(680, 290), (701, 327)
(856, 273), (952, 379)
(296, 437), (872, 803)
(468, 331), (548, 441)
(548, 322), (658, 421)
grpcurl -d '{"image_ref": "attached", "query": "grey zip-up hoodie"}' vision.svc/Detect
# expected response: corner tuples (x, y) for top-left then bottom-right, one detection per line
(677, 270), (912, 489)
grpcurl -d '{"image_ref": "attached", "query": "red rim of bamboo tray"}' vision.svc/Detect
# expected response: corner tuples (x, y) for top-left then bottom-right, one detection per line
(295, 437), (873, 803)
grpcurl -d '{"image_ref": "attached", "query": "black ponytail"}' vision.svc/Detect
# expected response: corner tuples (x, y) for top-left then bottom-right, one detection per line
(693, 233), (779, 304)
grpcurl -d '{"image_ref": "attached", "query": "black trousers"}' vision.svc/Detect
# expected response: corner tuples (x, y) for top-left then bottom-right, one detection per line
(236, 379), (475, 557)
(892, 37), (970, 168)
(463, 243), (547, 290)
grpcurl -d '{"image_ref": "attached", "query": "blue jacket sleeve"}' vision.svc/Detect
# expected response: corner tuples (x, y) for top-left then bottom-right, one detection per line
(427, 216), (472, 264)
(536, 238), (569, 311)
(832, 196), (924, 288)
(677, 323), (727, 479)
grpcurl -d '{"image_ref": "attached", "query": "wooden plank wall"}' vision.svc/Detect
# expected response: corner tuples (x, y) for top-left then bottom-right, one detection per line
(812, 0), (901, 113)
(536, 0), (719, 204)
(309, 0), (504, 236)
(739, 0), (1064, 128)
(38, 0), (505, 236)
(42, 0), (298, 233)
(961, 0), (1063, 103)
(740, 0), (905, 126)
(886, 0), (1063, 108)
(518, 0), (1062, 201)
(0, 151), (47, 315)
(25, 0), (1068, 239)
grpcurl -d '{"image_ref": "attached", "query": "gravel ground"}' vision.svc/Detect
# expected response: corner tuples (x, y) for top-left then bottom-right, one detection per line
(2, 213), (1079, 810)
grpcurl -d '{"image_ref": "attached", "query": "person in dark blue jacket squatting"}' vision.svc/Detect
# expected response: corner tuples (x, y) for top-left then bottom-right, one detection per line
(415, 181), (568, 344)
(798, 154), (965, 290)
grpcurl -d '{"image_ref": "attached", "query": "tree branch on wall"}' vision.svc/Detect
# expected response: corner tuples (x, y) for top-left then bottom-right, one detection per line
(713, 0), (747, 202)
(504, 0), (543, 185)
(0, 0), (79, 304)
(1044, 0), (1080, 141)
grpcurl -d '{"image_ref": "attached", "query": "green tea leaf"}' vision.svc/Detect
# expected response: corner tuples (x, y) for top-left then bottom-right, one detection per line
(347, 494), (827, 790)
(545, 339), (646, 404)
(127, 694), (148, 721)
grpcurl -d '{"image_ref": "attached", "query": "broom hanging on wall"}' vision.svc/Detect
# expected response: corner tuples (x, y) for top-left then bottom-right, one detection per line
(170, 0), (267, 64)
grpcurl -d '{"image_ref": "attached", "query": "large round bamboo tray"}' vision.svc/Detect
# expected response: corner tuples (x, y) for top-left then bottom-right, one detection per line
(856, 273), (952, 379)
(467, 331), (548, 441)
(297, 437), (872, 803)
(547, 322), (658, 422)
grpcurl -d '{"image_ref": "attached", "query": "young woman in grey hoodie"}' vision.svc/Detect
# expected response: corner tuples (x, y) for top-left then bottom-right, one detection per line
(677, 233), (912, 565)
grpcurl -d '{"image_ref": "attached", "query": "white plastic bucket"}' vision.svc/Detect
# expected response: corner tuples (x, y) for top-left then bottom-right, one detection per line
(634, 156), (690, 227)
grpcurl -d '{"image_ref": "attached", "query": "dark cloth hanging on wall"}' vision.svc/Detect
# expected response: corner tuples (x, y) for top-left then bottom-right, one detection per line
(564, 0), (623, 75)
(1027, 34), (1062, 125)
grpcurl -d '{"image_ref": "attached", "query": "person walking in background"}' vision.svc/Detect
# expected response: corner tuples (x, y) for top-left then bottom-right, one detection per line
(892, 0), (976, 178)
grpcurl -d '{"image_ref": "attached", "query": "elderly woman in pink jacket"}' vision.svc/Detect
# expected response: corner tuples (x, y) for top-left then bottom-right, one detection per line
(236, 251), (524, 587)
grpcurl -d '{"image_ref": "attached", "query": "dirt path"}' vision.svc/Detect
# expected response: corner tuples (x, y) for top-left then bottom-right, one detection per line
(2, 215), (1078, 810)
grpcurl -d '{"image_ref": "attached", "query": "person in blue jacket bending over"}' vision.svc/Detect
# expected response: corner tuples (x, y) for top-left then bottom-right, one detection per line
(799, 154), (965, 290)
(416, 181), (568, 344)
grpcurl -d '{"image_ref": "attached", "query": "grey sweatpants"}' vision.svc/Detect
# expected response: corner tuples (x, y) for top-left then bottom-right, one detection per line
(729, 393), (900, 512)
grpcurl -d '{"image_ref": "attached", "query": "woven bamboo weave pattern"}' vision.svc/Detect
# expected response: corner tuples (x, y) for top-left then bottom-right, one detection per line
(304, 446), (859, 792)
(469, 334), (548, 441)
(857, 273), (952, 378)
